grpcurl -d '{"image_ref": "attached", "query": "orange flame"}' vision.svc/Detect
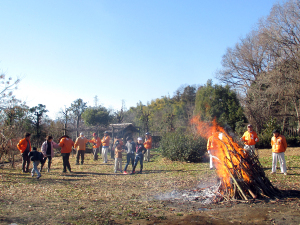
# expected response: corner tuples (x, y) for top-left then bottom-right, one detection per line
(191, 116), (251, 193)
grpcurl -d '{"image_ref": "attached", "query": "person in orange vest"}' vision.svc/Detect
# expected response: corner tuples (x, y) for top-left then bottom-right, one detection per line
(17, 132), (32, 173)
(101, 131), (110, 163)
(270, 129), (287, 175)
(90, 132), (101, 160)
(240, 124), (259, 154)
(144, 132), (152, 162)
(114, 136), (124, 173)
(58, 135), (74, 173)
(74, 132), (90, 165)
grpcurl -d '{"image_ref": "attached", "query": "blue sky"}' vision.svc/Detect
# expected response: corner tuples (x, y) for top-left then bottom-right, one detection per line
(0, 0), (281, 119)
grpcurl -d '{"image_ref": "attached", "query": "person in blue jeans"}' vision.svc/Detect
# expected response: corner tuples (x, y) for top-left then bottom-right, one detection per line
(28, 147), (44, 179)
(123, 136), (136, 174)
(131, 137), (147, 174)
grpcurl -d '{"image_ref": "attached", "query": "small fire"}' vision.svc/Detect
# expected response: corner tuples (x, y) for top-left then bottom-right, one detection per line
(191, 116), (280, 200)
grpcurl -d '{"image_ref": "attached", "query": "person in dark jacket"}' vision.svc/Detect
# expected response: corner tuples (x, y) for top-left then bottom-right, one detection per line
(28, 147), (44, 179)
(40, 135), (60, 172)
(123, 136), (136, 174)
(131, 137), (147, 174)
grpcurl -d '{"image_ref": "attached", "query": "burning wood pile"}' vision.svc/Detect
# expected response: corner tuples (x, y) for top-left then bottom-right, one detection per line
(191, 116), (282, 201)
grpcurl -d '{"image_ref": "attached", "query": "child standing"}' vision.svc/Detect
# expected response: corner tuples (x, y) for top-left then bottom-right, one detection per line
(28, 147), (44, 179)
(123, 136), (136, 174)
(131, 137), (147, 174)
(114, 137), (124, 173)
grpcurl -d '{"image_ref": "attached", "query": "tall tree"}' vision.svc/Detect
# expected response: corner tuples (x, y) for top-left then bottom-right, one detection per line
(69, 99), (87, 137)
(194, 80), (246, 131)
(82, 106), (111, 127)
(29, 104), (48, 146)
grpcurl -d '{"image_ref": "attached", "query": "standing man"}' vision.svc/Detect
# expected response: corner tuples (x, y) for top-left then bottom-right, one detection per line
(90, 132), (101, 160)
(207, 134), (216, 170)
(271, 129), (287, 175)
(123, 136), (136, 174)
(74, 133), (90, 165)
(58, 135), (74, 173)
(101, 131), (110, 163)
(17, 132), (32, 173)
(240, 124), (259, 154)
(144, 132), (152, 162)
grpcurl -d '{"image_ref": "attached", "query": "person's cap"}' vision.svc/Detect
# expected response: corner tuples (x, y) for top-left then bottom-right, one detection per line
(137, 137), (143, 141)
(145, 132), (150, 135)
(93, 133), (96, 136)
(272, 129), (280, 134)
(32, 147), (37, 151)
(104, 131), (108, 134)
(80, 132), (84, 136)
(247, 124), (252, 127)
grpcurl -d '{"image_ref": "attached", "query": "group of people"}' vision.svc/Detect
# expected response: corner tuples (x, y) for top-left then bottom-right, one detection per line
(207, 124), (288, 175)
(17, 131), (152, 179)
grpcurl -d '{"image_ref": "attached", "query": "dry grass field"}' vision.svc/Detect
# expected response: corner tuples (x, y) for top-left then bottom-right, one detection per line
(0, 147), (299, 224)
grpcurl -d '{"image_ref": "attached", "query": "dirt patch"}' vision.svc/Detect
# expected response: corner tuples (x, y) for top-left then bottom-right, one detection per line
(0, 149), (299, 224)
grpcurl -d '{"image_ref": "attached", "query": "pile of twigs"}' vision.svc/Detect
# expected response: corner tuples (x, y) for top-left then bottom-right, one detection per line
(214, 132), (281, 201)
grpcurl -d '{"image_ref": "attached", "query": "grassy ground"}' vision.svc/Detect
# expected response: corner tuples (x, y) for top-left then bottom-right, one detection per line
(0, 147), (299, 225)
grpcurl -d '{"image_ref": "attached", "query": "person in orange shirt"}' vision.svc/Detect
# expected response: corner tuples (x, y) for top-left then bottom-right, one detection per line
(58, 135), (74, 173)
(101, 131), (110, 163)
(90, 132), (101, 161)
(17, 132), (32, 173)
(240, 124), (259, 154)
(270, 129), (287, 175)
(74, 132), (90, 165)
(114, 136), (124, 173)
(144, 132), (152, 162)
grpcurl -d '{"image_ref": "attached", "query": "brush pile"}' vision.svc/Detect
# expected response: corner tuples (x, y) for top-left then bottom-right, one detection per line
(191, 116), (281, 201)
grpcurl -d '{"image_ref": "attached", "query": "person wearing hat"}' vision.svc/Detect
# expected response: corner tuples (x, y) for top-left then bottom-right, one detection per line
(240, 124), (259, 154)
(113, 136), (124, 173)
(144, 132), (152, 162)
(131, 137), (147, 174)
(271, 129), (287, 175)
(101, 131), (111, 163)
(74, 132), (90, 165)
(89, 132), (102, 160)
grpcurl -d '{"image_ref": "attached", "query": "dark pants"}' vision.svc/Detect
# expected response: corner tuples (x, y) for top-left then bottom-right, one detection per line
(132, 154), (143, 172)
(41, 156), (52, 170)
(62, 153), (71, 172)
(110, 149), (114, 159)
(76, 150), (85, 164)
(124, 153), (135, 172)
(22, 152), (30, 172)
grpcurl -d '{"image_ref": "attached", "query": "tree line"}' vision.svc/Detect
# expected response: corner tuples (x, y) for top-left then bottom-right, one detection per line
(1, 0), (299, 163)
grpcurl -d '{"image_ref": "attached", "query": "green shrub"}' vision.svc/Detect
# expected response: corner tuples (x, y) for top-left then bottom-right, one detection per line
(160, 130), (206, 162)
(257, 133), (272, 149)
(285, 135), (300, 147)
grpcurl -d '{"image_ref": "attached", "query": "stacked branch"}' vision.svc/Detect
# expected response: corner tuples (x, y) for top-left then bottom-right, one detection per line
(215, 132), (281, 200)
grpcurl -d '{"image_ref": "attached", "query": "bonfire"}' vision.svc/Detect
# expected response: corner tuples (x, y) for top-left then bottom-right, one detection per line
(191, 116), (281, 201)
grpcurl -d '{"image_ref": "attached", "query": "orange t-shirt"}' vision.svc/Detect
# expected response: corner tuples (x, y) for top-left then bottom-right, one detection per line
(59, 137), (74, 153)
(241, 131), (259, 145)
(271, 135), (287, 153)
